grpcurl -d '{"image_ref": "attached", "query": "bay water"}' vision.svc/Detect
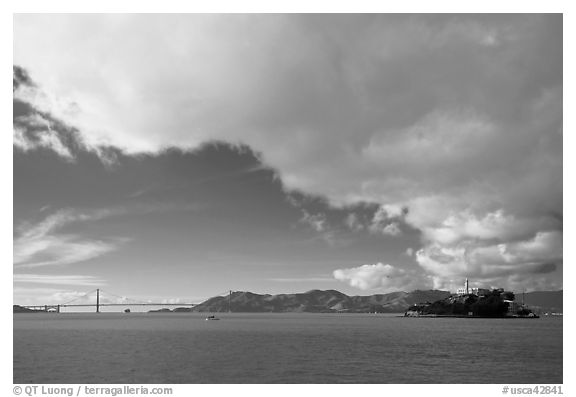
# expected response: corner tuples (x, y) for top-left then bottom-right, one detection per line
(13, 312), (562, 384)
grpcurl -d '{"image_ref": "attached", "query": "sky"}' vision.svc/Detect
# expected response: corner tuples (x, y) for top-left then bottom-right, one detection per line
(12, 14), (563, 306)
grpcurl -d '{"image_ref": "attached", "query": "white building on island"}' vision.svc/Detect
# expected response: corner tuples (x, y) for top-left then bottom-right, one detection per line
(456, 278), (490, 296)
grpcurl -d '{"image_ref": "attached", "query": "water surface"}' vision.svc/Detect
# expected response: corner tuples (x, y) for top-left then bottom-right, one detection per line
(13, 312), (562, 383)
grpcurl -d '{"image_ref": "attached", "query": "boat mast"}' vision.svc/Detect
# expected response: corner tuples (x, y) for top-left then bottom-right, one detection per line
(228, 290), (232, 313)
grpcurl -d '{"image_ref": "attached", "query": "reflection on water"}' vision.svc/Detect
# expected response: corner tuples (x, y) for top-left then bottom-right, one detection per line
(14, 313), (562, 384)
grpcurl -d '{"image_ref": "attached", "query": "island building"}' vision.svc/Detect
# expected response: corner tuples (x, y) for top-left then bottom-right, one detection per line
(456, 278), (491, 296)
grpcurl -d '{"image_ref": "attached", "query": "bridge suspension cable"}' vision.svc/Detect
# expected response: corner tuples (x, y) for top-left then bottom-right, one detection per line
(97, 289), (151, 305)
(213, 290), (233, 297)
(60, 289), (98, 306)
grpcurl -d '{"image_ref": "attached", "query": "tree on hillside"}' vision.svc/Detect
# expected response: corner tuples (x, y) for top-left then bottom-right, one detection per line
(502, 291), (515, 301)
(471, 293), (509, 317)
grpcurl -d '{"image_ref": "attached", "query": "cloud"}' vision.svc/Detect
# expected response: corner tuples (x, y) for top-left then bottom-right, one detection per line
(160, 298), (187, 304)
(15, 239), (118, 269)
(381, 222), (402, 237)
(13, 274), (105, 287)
(297, 209), (347, 246)
(14, 202), (205, 269)
(367, 205), (406, 236)
(13, 208), (125, 268)
(13, 276), (105, 306)
(14, 15), (562, 289)
(333, 263), (432, 292)
(344, 213), (365, 233)
(13, 65), (35, 91)
(415, 230), (562, 291)
(14, 113), (75, 160)
(14, 200), (209, 268)
(343, 204), (406, 236)
(13, 278), (202, 306)
(13, 287), (88, 305)
(299, 210), (328, 233)
(412, 208), (559, 247)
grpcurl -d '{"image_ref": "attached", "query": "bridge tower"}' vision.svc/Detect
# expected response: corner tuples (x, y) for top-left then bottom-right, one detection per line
(96, 289), (100, 313)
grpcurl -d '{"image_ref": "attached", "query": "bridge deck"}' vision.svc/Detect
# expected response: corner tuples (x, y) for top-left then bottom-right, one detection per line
(22, 303), (197, 308)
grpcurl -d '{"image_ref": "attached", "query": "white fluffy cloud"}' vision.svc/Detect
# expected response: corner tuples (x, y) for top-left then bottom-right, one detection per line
(367, 204), (407, 236)
(333, 263), (432, 292)
(14, 15), (562, 289)
(415, 230), (562, 291)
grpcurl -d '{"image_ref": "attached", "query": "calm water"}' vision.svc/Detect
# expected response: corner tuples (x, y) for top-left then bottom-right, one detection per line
(13, 313), (562, 384)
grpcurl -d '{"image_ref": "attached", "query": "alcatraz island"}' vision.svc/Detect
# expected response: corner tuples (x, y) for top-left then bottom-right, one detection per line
(404, 278), (539, 318)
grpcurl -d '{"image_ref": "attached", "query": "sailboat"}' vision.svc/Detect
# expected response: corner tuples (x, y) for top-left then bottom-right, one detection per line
(205, 290), (232, 320)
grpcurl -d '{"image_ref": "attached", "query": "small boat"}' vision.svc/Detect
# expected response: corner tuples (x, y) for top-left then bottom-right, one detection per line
(204, 291), (232, 320)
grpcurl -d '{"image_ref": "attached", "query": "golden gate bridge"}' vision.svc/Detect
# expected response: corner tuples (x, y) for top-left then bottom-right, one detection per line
(20, 288), (204, 313)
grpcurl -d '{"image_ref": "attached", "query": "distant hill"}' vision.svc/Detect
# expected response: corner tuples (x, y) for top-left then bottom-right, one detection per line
(522, 290), (563, 313)
(13, 305), (41, 313)
(192, 289), (451, 313)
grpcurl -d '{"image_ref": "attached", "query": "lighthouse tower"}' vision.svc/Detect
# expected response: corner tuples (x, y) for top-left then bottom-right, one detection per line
(457, 278), (472, 295)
